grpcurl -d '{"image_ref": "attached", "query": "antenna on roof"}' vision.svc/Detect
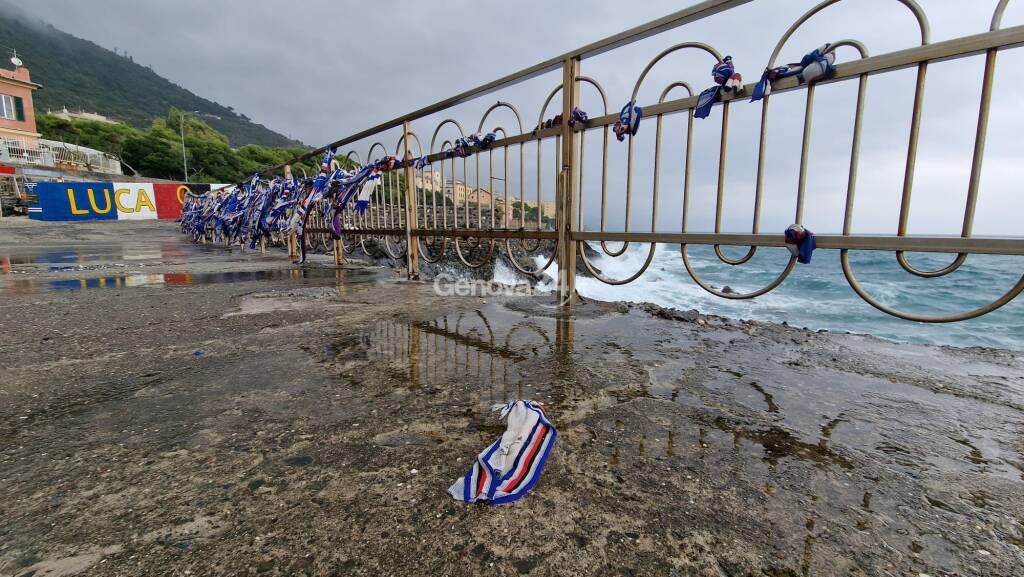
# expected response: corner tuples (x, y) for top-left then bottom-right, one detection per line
(9, 48), (22, 68)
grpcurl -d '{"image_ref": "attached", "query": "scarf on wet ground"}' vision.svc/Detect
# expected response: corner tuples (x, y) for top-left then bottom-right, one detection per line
(448, 400), (557, 506)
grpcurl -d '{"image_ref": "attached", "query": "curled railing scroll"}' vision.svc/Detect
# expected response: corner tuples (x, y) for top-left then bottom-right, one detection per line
(212, 0), (1022, 323)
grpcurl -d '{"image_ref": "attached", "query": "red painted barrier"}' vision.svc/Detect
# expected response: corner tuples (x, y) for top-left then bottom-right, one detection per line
(154, 183), (210, 220)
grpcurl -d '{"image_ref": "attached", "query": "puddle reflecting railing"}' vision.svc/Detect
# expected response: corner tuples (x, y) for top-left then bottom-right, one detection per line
(361, 311), (560, 402)
(227, 0), (1023, 322)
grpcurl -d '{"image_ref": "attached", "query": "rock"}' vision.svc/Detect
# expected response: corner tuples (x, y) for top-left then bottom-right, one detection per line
(636, 302), (701, 323)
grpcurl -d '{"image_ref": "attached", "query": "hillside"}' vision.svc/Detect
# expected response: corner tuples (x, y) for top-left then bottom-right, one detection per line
(37, 110), (318, 183)
(0, 5), (303, 148)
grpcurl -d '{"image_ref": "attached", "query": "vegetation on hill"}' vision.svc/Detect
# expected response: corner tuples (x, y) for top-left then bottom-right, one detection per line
(0, 5), (303, 148)
(38, 110), (316, 183)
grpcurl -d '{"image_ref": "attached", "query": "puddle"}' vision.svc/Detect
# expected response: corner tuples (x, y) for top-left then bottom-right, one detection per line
(1, 242), (195, 269)
(1, 267), (379, 294)
(322, 301), (1024, 482)
(343, 308), (558, 404)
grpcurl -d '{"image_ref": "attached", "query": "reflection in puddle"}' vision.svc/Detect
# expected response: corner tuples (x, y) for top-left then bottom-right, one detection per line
(1, 242), (192, 269)
(1, 268), (377, 294)
(340, 303), (1024, 486)
(359, 310), (559, 405)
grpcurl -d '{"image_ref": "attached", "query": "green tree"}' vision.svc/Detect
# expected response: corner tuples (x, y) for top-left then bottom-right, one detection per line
(37, 108), (317, 183)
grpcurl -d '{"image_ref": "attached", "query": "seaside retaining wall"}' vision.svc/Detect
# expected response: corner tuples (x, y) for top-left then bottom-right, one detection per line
(27, 182), (226, 221)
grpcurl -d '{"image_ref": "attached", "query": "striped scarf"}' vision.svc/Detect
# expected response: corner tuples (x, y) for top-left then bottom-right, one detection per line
(355, 169), (380, 215)
(613, 101), (642, 141)
(448, 400), (557, 506)
(784, 224), (816, 264)
(696, 56), (744, 119)
(751, 44), (836, 102)
(467, 132), (497, 150)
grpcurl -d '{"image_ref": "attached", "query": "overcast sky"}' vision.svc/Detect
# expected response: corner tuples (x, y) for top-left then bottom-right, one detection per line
(15, 0), (1024, 237)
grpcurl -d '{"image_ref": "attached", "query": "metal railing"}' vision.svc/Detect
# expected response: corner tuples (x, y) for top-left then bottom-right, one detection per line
(252, 0), (1023, 322)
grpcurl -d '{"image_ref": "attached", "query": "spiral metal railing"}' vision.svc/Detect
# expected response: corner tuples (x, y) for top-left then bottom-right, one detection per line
(244, 0), (1024, 322)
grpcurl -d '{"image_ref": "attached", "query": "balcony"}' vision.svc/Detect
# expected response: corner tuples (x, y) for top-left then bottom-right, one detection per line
(0, 137), (123, 175)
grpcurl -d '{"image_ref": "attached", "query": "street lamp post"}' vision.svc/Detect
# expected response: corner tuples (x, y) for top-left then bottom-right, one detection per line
(179, 110), (202, 183)
(179, 112), (188, 183)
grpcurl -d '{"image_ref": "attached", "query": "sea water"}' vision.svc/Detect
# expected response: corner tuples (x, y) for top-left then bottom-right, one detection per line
(493, 243), (1024, 350)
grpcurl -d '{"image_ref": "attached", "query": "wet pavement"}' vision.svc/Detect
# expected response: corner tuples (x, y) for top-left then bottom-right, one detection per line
(1, 219), (1023, 577)
(1, 267), (375, 294)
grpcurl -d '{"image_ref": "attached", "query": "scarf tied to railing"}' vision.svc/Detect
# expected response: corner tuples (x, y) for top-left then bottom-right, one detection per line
(450, 133), (497, 158)
(784, 224), (816, 264)
(751, 44), (836, 102)
(695, 55), (744, 119)
(613, 101), (642, 141)
(568, 107), (588, 127)
(413, 155), (431, 170)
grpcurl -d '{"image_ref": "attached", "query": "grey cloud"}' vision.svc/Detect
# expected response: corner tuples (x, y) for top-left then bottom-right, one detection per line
(16, 0), (1024, 235)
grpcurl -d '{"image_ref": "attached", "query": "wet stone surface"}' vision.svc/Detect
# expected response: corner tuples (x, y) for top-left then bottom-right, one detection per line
(1, 219), (1023, 576)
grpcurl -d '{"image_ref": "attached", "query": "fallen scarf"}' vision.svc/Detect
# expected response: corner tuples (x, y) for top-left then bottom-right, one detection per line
(695, 56), (744, 119)
(751, 44), (836, 102)
(784, 224), (816, 264)
(448, 400), (557, 506)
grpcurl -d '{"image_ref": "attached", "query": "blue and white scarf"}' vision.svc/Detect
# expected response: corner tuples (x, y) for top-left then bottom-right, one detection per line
(413, 155), (431, 170)
(568, 107), (588, 128)
(613, 101), (642, 141)
(319, 146), (335, 173)
(449, 400), (557, 506)
(695, 55), (744, 119)
(468, 132), (497, 150)
(355, 170), (380, 215)
(784, 224), (816, 264)
(451, 134), (494, 158)
(751, 44), (836, 102)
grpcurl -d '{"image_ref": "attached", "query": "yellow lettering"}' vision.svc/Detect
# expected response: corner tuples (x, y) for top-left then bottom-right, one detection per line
(87, 188), (112, 214)
(114, 188), (134, 212)
(68, 189), (88, 215)
(176, 185), (189, 206)
(136, 189), (156, 213)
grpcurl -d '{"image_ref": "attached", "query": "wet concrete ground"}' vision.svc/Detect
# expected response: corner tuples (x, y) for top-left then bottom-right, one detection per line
(1, 219), (1023, 577)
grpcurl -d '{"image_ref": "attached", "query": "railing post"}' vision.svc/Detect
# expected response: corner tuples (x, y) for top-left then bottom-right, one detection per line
(557, 57), (581, 306)
(402, 120), (420, 279)
(333, 239), (345, 266)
